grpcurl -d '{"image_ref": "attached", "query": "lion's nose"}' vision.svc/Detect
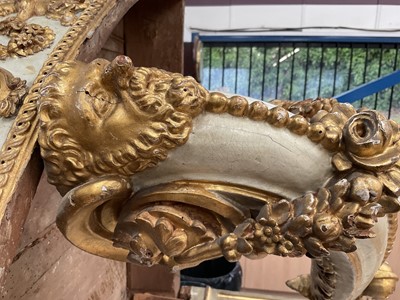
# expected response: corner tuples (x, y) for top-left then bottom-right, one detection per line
(101, 55), (134, 89)
(114, 55), (133, 68)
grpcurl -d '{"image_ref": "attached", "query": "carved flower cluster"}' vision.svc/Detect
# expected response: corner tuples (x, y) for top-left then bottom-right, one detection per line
(0, 74), (27, 118)
(0, 20), (55, 60)
(219, 172), (400, 261)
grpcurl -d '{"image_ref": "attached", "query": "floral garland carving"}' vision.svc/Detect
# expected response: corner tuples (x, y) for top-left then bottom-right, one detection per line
(201, 96), (400, 299)
(0, 20), (55, 60)
(218, 174), (398, 260)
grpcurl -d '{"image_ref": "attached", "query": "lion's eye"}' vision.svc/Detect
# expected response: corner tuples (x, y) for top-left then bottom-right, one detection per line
(182, 86), (194, 96)
(94, 91), (110, 103)
(89, 91), (115, 120)
(92, 98), (109, 118)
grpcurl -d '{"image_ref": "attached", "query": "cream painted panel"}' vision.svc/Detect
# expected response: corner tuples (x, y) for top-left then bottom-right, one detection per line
(230, 5), (302, 30)
(301, 5), (377, 29)
(132, 111), (333, 200)
(184, 6), (231, 42)
(0, 118), (14, 152)
(376, 5), (400, 29)
(184, 4), (400, 42)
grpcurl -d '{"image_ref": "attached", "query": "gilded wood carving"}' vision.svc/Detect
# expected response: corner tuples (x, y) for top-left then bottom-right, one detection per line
(0, 0), (120, 253)
(0, 0), (145, 291)
(37, 54), (400, 299)
(0, 67), (26, 117)
(0, 1), (395, 299)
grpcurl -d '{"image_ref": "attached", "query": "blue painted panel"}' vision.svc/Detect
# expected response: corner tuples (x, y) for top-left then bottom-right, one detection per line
(334, 70), (400, 103)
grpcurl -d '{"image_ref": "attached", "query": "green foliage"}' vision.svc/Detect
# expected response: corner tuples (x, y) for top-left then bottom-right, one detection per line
(202, 43), (400, 119)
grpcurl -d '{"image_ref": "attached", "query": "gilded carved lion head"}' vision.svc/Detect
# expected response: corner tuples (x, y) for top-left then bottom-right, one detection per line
(38, 55), (209, 194)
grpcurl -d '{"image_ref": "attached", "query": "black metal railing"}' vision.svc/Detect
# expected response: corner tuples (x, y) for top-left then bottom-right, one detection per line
(198, 35), (400, 120)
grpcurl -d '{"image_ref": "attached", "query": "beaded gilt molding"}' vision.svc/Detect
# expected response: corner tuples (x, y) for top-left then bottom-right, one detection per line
(0, 0), (118, 233)
(37, 54), (400, 299)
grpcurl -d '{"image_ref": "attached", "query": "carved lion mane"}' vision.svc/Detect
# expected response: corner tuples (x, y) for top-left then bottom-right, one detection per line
(38, 56), (209, 195)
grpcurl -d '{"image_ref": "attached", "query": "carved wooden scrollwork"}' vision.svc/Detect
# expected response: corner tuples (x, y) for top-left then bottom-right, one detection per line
(38, 55), (400, 300)
(0, 67), (26, 117)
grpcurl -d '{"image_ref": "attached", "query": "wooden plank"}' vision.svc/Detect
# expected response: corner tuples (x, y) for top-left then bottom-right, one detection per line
(101, 34), (125, 53)
(77, 0), (139, 62)
(124, 0), (184, 73)
(124, 1), (185, 296)
(3, 224), (72, 299)
(101, 19), (125, 54)
(0, 149), (42, 290)
(184, 42), (196, 78)
(4, 227), (127, 300)
(127, 264), (180, 297)
(134, 293), (179, 300)
(18, 172), (61, 249)
(3, 176), (127, 300)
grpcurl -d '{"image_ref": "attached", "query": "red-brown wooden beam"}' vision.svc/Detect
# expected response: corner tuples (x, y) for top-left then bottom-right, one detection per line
(0, 149), (43, 290)
(124, 0), (185, 73)
(123, 0), (185, 297)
